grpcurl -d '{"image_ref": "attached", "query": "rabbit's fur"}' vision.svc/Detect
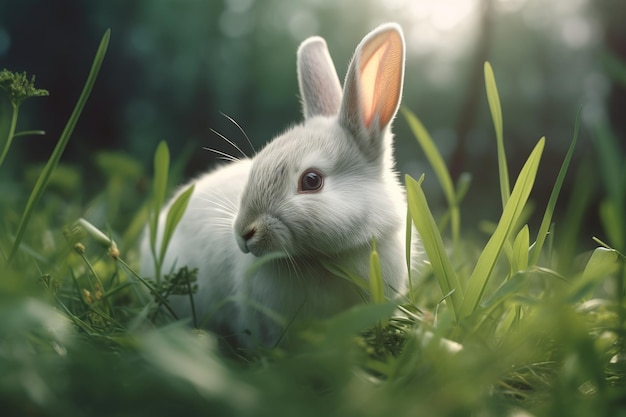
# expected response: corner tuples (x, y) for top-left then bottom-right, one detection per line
(141, 23), (416, 347)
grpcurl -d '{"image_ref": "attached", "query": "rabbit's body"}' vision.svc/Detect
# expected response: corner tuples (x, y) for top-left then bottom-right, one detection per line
(141, 23), (416, 347)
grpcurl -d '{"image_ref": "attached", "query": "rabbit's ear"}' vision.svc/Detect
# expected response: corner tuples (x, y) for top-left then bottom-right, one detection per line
(297, 37), (342, 119)
(340, 23), (405, 161)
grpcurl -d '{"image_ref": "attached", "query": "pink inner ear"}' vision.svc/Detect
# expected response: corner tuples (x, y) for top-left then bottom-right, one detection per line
(358, 32), (403, 130)
(360, 44), (388, 129)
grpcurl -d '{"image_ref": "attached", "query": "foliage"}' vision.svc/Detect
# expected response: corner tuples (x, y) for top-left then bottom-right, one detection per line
(0, 69), (48, 168)
(0, 69), (49, 106)
(0, 32), (625, 417)
(2, 31), (110, 263)
(148, 140), (195, 284)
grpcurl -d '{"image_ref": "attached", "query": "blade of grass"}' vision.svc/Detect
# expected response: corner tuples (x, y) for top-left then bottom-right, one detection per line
(593, 122), (625, 252)
(115, 257), (178, 319)
(438, 173), (472, 233)
(405, 206), (414, 301)
(599, 201), (622, 250)
(512, 225), (530, 273)
(402, 107), (461, 249)
(557, 160), (595, 273)
(369, 239), (387, 334)
(150, 141), (170, 272)
(0, 105), (19, 168)
(12, 129), (46, 138)
(406, 174), (463, 320)
(8, 29), (110, 263)
(322, 302), (398, 342)
(481, 270), (530, 310)
(529, 107), (581, 265)
(369, 240), (385, 304)
(568, 246), (620, 303)
(592, 237), (626, 335)
(148, 140), (177, 283)
(582, 247), (619, 283)
(122, 203), (150, 248)
(455, 172), (472, 204)
(484, 61), (510, 208)
(158, 183), (195, 267)
(459, 138), (545, 319)
(322, 260), (370, 301)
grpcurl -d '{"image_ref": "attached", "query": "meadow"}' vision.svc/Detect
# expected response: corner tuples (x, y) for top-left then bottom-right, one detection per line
(1, 29), (625, 417)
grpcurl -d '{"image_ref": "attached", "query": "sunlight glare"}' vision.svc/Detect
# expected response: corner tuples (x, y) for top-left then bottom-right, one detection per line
(561, 16), (593, 48)
(383, 0), (481, 55)
(496, 0), (527, 13)
(383, 0), (480, 32)
(429, 0), (478, 31)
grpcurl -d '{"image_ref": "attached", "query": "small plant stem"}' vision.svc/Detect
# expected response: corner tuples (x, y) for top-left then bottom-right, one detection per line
(150, 214), (162, 283)
(13, 130), (45, 138)
(116, 257), (179, 320)
(187, 277), (198, 328)
(154, 256), (162, 285)
(0, 103), (19, 168)
(78, 251), (111, 311)
(618, 260), (626, 355)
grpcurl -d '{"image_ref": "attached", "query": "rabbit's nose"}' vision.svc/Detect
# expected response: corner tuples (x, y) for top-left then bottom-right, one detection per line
(235, 226), (256, 253)
(242, 227), (256, 242)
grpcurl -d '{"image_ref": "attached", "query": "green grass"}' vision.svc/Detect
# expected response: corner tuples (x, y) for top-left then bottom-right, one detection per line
(1, 31), (625, 417)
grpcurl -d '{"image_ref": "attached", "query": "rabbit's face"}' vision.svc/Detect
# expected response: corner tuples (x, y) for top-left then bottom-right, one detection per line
(234, 23), (406, 261)
(233, 116), (402, 259)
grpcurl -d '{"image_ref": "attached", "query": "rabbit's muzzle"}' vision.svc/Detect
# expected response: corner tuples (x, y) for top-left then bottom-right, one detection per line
(235, 213), (291, 257)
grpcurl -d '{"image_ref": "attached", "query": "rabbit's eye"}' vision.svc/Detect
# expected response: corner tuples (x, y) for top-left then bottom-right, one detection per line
(298, 169), (324, 193)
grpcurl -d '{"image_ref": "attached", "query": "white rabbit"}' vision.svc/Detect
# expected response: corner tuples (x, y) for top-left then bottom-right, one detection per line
(141, 23), (415, 348)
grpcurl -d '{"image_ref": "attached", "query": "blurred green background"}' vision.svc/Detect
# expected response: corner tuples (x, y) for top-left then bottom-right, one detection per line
(0, 0), (624, 249)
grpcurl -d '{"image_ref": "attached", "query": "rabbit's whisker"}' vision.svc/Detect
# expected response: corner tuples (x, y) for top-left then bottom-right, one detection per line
(197, 191), (239, 212)
(209, 128), (247, 158)
(281, 245), (303, 285)
(220, 111), (255, 155)
(194, 201), (236, 217)
(203, 147), (240, 163)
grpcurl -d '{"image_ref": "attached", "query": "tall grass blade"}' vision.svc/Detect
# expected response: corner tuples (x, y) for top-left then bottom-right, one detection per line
(599, 201), (622, 251)
(484, 61), (510, 208)
(159, 184), (195, 266)
(569, 247), (620, 302)
(8, 30), (110, 262)
(593, 122), (625, 251)
(405, 207), (414, 300)
(582, 247), (620, 282)
(369, 240), (385, 304)
(150, 141), (170, 251)
(481, 271), (529, 309)
(438, 173), (472, 233)
(529, 107), (581, 265)
(459, 138), (545, 319)
(512, 225), (529, 273)
(406, 174), (462, 320)
(556, 161), (594, 273)
(402, 107), (460, 248)
(149, 140), (171, 281)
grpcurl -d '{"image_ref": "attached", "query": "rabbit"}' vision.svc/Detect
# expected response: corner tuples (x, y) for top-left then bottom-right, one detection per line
(140, 23), (416, 348)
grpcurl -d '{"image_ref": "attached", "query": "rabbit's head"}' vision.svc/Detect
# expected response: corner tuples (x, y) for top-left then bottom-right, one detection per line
(234, 24), (405, 259)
